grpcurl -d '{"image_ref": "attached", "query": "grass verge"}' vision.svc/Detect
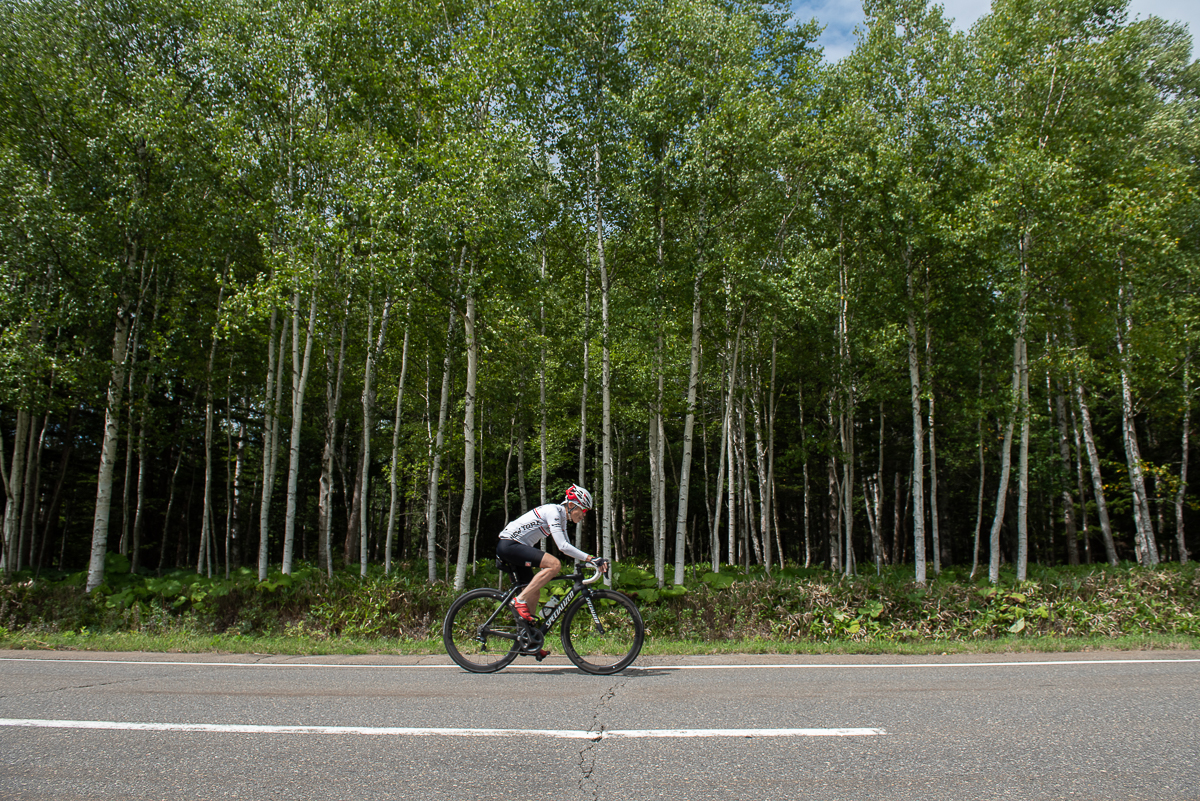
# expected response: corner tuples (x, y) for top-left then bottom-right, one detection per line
(2, 628), (1197, 658)
(2, 559), (1197, 657)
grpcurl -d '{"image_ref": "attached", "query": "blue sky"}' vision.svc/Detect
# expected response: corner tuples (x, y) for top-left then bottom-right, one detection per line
(791, 0), (1199, 63)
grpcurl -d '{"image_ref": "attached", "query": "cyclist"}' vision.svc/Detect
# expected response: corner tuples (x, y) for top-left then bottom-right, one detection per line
(496, 484), (609, 630)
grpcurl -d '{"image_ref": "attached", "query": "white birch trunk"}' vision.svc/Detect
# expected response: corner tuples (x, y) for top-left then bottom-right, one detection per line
(596, 144), (614, 570)
(1116, 279), (1158, 565)
(539, 249), (548, 506)
(427, 308), (456, 582)
(741, 390), (763, 567)
(906, 289), (926, 585)
(281, 290), (317, 574)
(0, 421), (10, 573)
(656, 352), (666, 582)
(20, 417), (44, 570)
(472, 399), (485, 574)
(651, 332), (666, 585)
(714, 314), (745, 569)
(762, 337), (777, 573)
(361, 296), (392, 576)
(726, 382), (738, 566)
(672, 268), (700, 582)
(118, 332), (139, 557)
(827, 441), (840, 571)
(1013, 266), (1031, 580)
(840, 396), (855, 577)
(128, 288), (158, 573)
(516, 428), (528, 512)
(751, 368), (770, 570)
(229, 417), (243, 577)
(319, 293), (350, 577)
(649, 405), (662, 582)
(385, 313), (411, 575)
(1176, 343), (1191, 564)
(839, 257), (854, 577)
(653, 203), (666, 584)
(86, 309), (133, 592)
(1016, 331), (1031, 581)
(360, 305), (377, 576)
(258, 309), (286, 581)
(970, 400), (986, 580)
(867, 405), (886, 573)
(1074, 376), (1118, 564)
(454, 284), (478, 591)
(577, 260), (590, 554)
(1, 411), (30, 578)
(1070, 400), (1092, 562)
(132, 376), (150, 575)
(1054, 387), (1081, 566)
(198, 288), (226, 577)
(710, 375), (729, 572)
(739, 407), (753, 569)
(799, 383), (811, 568)
(988, 333), (1022, 584)
(925, 313), (940, 575)
(503, 418), (514, 522)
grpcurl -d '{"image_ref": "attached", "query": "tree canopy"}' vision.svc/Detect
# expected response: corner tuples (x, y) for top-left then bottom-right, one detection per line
(1, 0), (1197, 591)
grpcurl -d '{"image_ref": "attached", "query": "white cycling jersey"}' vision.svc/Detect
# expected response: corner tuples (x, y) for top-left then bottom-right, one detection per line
(498, 503), (589, 562)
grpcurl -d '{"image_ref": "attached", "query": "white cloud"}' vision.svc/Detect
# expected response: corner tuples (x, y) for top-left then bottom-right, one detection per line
(790, 0), (1198, 63)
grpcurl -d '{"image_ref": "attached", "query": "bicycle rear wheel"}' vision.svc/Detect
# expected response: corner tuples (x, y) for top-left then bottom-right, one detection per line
(443, 588), (520, 673)
(560, 589), (644, 675)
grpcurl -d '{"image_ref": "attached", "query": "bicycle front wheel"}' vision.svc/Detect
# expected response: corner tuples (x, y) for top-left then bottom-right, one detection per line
(560, 589), (644, 675)
(443, 588), (520, 673)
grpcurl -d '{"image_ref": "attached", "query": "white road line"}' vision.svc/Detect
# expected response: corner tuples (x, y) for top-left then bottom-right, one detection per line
(1, 656), (1198, 670)
(641, 658), (1200, 670)
(0, 719), (885, 738)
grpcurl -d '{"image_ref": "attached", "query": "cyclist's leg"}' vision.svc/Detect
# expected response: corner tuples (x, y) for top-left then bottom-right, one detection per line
(516, 551), (561, 617)
(496, 539), (539, 613)
(496, 540), (535, 584)
(496, 539), (559, 619)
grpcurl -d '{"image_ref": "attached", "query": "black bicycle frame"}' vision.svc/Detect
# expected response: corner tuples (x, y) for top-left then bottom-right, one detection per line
(538, 581), (583, 631)
(490, 571), (594, 638)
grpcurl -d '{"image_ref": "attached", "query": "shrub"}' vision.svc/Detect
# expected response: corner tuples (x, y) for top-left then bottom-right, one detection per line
(1, 558), (1196, 646)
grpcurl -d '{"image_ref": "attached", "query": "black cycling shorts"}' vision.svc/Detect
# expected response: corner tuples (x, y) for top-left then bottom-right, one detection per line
(496, 538), (547, 586)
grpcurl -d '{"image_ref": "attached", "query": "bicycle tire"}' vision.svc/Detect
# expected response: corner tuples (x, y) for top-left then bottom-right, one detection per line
(443, 588), (521, 673)
(560, 589), (644, 675)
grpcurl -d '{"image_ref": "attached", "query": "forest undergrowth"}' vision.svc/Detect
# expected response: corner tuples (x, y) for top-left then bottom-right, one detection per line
(1, 557), (1197, 654)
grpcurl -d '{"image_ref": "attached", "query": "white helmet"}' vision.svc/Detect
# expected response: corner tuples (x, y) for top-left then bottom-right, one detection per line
(564, 484), (594, 510)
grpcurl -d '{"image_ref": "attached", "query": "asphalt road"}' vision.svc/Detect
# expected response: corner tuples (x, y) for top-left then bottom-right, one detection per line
(1, 649), (1198, 800)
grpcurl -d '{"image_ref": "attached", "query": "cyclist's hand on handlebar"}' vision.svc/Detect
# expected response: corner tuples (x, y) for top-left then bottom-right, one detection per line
(586, 556), (610, 574)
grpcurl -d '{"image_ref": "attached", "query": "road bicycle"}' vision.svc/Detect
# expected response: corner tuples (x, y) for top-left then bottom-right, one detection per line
(442, 560), (644, 675)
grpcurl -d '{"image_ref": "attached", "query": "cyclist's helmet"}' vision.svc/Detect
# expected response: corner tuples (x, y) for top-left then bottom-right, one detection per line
(564, 484), (594, 511)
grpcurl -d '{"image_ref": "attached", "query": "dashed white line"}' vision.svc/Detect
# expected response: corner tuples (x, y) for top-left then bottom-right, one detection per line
(0, 719), (885, 738)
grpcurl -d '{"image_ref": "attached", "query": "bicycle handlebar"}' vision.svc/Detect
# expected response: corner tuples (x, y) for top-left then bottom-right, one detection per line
(582, 562), (606, 585)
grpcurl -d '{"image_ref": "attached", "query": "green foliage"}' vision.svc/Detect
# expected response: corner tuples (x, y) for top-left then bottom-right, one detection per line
(0, 0), (1197, 599)
(2, 559), (1196, 650)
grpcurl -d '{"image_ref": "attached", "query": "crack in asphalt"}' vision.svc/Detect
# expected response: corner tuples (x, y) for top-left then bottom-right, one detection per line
(577, 677), (627, 800)
(38, 676), (147, 695)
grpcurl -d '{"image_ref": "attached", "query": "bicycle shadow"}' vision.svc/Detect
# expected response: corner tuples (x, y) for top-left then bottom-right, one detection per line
(500, 663), (674, 678)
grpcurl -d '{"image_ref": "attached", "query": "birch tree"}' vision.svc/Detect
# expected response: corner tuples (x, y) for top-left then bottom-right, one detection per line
(385, 309), (411, 575)
(427, 308), (456, 582)
(279, 286), (317, 575)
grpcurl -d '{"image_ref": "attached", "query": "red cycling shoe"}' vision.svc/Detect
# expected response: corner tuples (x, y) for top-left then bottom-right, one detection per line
(511, 597), (535, 623)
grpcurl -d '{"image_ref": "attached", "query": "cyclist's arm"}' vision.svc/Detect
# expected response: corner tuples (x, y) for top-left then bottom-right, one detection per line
(546, 508), (591, 563)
